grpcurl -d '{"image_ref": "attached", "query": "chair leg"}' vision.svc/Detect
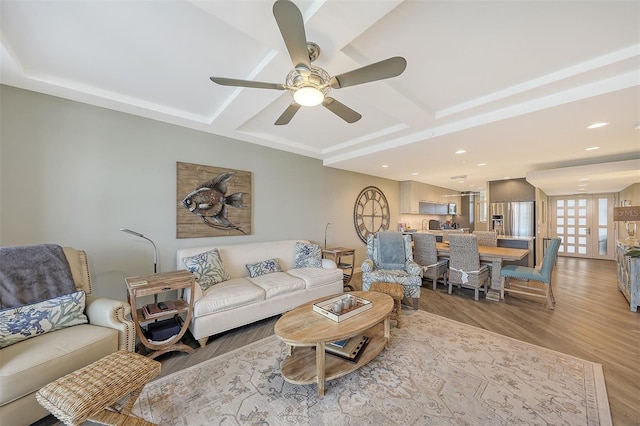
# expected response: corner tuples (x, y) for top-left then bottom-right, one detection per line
(474, 288), (479, 301)
(432, 278), (437, 291)
(546, 281), (555, 310)
(448, 282), (453, 294)
(412, 297), (419, 310)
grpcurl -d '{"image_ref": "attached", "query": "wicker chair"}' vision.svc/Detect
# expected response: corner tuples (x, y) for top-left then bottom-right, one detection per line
(361, 232), (423, 309)
(500, 237), (561, 309)
(412, 233), (448, 291)
(447, 234), (489, 301)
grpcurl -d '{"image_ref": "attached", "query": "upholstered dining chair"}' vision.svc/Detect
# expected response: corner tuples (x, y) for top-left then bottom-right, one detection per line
(441, 229), (464, 242)
(361, 232), (423, 309)
(412, 232), (448, 291)
(447, 234), (489, 301)
(472, 230), (498, 278)
(500, 237), (561, 309)
(472, 230), (498, 247)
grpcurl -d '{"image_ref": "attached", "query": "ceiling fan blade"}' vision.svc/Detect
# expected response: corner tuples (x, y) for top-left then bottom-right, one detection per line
(210, 77), (285, 90)
(273, 0), (311, 74)
(274, 102), (301, 125)
(329, 57), (407, 89)
(322, 97), (362, 123)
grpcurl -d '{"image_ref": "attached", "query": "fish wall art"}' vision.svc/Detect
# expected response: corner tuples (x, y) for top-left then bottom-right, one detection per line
(177, 162), (251, 238)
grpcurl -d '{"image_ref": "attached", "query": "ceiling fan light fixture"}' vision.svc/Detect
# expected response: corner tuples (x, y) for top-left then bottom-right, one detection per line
(293, 86), (324, 106)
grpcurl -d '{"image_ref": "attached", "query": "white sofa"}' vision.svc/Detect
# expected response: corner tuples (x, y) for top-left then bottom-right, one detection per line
(0, 247), (135, 426)
(177, 240), (344, 347)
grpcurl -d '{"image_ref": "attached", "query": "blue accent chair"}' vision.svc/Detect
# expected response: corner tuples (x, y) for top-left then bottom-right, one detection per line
(500, 237), (561, 309)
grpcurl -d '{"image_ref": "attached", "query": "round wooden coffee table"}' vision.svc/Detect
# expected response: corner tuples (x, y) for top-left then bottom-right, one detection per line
(274, 291), (393, 397)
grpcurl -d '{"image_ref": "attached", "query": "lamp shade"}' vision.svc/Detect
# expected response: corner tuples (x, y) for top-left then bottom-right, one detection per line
(613, 206), (640, 221)
(293, 86), (324, 106)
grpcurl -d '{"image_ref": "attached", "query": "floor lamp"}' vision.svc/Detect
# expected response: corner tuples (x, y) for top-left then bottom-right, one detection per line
(120, 228), (158, 302)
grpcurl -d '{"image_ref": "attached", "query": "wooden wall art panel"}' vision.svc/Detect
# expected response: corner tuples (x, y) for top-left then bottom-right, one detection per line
(176, 162), (252, 238)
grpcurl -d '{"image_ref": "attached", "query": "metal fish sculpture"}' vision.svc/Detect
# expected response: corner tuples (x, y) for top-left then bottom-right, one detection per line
(181, 172), (246, 234)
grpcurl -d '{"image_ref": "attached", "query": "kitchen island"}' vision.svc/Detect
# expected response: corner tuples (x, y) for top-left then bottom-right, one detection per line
(497, 236), (534, 267)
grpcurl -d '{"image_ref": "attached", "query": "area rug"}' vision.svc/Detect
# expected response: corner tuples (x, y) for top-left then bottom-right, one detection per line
(132, 310), (611, 425)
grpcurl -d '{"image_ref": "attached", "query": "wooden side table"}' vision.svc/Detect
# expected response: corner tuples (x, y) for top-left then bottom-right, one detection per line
(322, 247), (356, 291)
(125, 270), (196, 359)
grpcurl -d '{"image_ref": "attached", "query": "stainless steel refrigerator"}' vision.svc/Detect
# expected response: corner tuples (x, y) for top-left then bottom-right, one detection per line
(490, 202), (535, 237)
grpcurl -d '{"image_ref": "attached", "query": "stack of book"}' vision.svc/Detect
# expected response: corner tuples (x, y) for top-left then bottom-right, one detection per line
(325, 335), (370, 363)
(142, 301), (178, 319)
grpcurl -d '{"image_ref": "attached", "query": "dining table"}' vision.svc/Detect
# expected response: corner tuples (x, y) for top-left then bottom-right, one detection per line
(435, 241), (529, 298)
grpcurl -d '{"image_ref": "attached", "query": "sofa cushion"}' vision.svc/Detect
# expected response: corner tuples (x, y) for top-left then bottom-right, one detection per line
(246, 258), (283, 278)
(287, 267), (345, 289)
(0, 323), (117, 406)
(248, 272), (306, 298)
(182, 249), (230, 292)
(0, 290), (88, 349)
(193, 278), (265, 317)
(294, 242), (322, 268)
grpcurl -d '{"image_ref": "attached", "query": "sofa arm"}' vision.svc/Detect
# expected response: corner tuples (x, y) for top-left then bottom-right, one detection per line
(321, 258), (337, 269)
(85, 295), (135, 352)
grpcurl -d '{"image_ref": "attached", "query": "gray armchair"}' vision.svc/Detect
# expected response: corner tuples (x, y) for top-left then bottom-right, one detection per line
(361, 232), (423, 309)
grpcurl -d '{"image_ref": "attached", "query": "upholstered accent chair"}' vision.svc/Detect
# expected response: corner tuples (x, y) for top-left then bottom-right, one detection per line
(500, 237), (561, 309)
(412, 232), (448, 291)
(361, 232), (423, 309)
(447, 234), (489, 301)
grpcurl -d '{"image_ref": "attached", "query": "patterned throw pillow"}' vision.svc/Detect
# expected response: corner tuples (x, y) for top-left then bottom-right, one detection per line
(246, 259), (283, 278)
(0, 290), (88, 348)
(182, 249), (230, 292)
(294, 242), (322, 268)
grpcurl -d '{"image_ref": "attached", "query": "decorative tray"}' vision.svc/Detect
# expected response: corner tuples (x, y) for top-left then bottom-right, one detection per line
(313, 295), (372, 322)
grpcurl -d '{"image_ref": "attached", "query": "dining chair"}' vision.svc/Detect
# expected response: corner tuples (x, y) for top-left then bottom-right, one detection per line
(472, 230), (498, 278)
(361, 232), (423, 309)
(412, 232), (448, 291)
(500, 237), (561, 309)
(447, 234), (489, 301)
(441, 229), (464, 242)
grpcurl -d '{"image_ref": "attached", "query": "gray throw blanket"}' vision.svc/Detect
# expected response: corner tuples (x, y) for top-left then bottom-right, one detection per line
(378, 232), (406, 269)
(0, 244), (77, 309)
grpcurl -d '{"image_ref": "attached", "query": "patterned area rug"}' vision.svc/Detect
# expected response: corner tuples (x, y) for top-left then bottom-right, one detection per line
(132, 310), (611, 425)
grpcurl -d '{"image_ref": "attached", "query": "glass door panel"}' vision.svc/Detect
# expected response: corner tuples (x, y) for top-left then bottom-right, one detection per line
(550, 194), (614, 260)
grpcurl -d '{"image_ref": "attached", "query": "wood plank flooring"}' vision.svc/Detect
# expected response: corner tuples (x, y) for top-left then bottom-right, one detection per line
(132, 257), (640, 425)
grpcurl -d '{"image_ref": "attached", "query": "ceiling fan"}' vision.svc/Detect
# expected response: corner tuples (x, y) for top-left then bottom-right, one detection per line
(210, 0), (407, 125)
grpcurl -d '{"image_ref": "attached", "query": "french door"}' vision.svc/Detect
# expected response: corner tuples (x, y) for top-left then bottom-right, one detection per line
(550, 194), (615, 260)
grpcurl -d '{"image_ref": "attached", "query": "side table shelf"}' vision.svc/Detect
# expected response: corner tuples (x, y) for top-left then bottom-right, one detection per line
(322, 247), (356, 291)
(125, 270), (196, 359)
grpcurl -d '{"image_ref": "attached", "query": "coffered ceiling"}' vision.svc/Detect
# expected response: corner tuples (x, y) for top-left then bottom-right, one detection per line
(1, 0), (639, 195)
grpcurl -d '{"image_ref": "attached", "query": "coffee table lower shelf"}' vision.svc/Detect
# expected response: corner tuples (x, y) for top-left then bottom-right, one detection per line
(281, 323), (386, 386)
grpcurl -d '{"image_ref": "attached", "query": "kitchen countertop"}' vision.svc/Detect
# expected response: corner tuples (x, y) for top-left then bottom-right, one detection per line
(497, 235), (534, 241)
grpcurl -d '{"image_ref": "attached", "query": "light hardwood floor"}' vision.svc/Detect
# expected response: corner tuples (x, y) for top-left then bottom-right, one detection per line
(156, 256), (639, 425)
(35, 256), (638, 425)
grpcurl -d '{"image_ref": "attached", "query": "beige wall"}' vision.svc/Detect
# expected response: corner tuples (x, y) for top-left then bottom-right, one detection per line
(0, 85), (400, 301)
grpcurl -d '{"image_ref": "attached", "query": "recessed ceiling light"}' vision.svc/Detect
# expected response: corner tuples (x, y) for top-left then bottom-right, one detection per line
(585, 146), (600, 151)
(455, 150), (466, 154)
(577, 183), (588, 187)
(381, 164), (389, 168)
(458, 180), (465, 184)
(587, 122), (609, 129)
(411, 172), (418, 176)
(635, 123), (640, 130)
(503, 176), (511, 179)
(579, 177), (591, 181)
(477, 163), (486, 166)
